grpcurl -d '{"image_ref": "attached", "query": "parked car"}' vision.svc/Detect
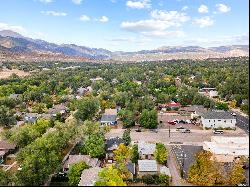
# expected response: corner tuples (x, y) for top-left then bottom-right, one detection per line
(176, 126), (185, 131)
(168, 121), (176, 125)
(150, 129), (158, 133)
(180, 129), (191, 133)
(179, 120), (186, 124)
(185, 120), (191, 124)
(213, 130), (224, 134)
(135, 128), (142, 132)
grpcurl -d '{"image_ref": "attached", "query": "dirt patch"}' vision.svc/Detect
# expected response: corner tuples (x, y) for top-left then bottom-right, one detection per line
(0, 68), (30, 79)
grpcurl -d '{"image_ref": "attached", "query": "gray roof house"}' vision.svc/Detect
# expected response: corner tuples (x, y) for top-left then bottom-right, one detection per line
(138, 142), (156, 159)
(78, 167), (101, 186)
(105, 137), (124, 162)
(100, 115), (117, 126)
(25, 113), (39, 124)
(201, 111), (236, 129)
(138, 160), (158, 176)
(63, 155), (100, 172)
(48, 104), (67, 116)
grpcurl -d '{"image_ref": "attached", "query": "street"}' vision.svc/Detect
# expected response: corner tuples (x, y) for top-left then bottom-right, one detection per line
(229, 109), (249, 133)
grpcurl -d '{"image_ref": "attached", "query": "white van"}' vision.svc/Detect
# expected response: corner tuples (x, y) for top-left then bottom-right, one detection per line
(213, 130), (224, 134)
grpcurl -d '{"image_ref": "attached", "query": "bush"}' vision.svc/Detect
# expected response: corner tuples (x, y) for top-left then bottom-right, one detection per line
(158, 174), (169, 186)
(142, 175), (155, 184)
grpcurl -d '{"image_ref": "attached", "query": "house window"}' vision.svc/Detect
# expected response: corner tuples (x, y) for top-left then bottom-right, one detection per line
(214, 120), (215, 122)
(231, 120), (232, 123)
(209, 120), (210, 122)
(224, 120), (226, 123)
(218, 120), (221, 121)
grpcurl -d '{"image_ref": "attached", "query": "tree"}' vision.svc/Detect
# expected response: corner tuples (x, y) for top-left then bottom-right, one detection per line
(95, 167), (127, 186)
(122, 129), (131, 146)
(80, 120), (100, 137)
(227, 160), (246, 186)
(240, 104), (249, 114)
(187, 151), (223, 186)
(154, 143), (168, 164)
(131, 144), (139, 164)
(215, 102), (229, 111)
(118, 109), (135, 128)
(68, 161), (89, 186)
(139, 109), (158, 129)
(84, 133), (105, 158)
(0, 106), (16, 127)
(74, 97), (99, 121)
(229, 99), (237, 109)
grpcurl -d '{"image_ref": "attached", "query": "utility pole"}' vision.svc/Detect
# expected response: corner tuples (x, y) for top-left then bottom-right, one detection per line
(169, 125), (170, 138)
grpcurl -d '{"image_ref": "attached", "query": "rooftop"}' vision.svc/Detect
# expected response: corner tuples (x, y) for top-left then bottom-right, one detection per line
(100, 115), (117, 122)
(78, 167), (101, 186)
(138, 142), (156, 155)
(201, 111), (235, 119)
(0, 140), (16, 150)
(63, 155), (99, 169)
(138, 160), (158, 172)
(106, 137), (124, 151)
(104, 109), (118, 115)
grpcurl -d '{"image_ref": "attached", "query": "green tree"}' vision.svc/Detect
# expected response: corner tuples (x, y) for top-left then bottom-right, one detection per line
(74, 97), (99, 121)
(215, 102), (229, 111)
(0, 106), (16, 127)
(68, 161), (89, 186)
(84, 133), (105, 158)
(139, 109), (158, 129)
(240, 104), (249, 114)
(154, 143), (168, 164)
(118, 109), (135, 128)
(131, 144), (139, 164)
(95, 167), (127, 186)
(122, 129), (131, 146)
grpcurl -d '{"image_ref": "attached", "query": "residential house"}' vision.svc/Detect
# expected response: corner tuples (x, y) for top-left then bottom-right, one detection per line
(0, 140), (16, 164)
(198, 88), (218, 98)
(178, 105), (208, 116)
(24, 113), (39, 124)
(9, 94), (21, 100)
(100, 115), (117, 126)
(105, 137), (124, 163)
(138, 160), (158, 177)
(166, 101), (181, 111)
(90, 77), (103, 82)
(138, 142), (156, 160)
(40, 113), (53, 120)
(200, 111), (236, 129)
(203, 136), (249, 162)
(78, 167), (101, 186)
(115, 162), (136, 179)
(48, 104), (67, 117)
(63, 155), (100, 173)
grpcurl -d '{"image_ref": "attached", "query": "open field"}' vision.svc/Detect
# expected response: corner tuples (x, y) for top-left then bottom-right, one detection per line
(0, 68), (30, 79)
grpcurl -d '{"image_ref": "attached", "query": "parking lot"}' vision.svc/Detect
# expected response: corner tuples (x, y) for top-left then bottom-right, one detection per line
(158, 112), (202, 130)
(171, 145), (203, 179)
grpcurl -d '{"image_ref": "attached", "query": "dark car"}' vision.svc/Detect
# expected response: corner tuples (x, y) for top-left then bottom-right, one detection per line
(168, 121), (176, 125)
(176, 126), (185, 131)
(135, 128), (142, 132)
(180, 129), (191, 133)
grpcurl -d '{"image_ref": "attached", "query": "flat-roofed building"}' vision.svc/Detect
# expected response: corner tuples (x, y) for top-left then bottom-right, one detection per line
(203, 136), (249, 162)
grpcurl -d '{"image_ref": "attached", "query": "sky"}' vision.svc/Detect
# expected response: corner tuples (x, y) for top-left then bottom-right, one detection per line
(0, 0), (249, 51)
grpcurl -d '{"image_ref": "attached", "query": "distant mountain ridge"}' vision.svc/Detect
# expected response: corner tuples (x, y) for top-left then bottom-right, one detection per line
(0, 30), (249, 62)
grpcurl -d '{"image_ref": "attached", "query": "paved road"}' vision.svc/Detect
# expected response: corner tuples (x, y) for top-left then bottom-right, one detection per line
(229, 110), (249, 133)
(106, 128), (247, 145)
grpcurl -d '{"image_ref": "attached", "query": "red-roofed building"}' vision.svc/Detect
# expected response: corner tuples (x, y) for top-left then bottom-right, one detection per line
(166, 101), (181, 110)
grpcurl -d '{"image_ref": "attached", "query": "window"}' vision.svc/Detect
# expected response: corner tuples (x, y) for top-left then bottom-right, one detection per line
(224, 120), (226, 123)
(209, 120), (210, 122)
(218, 120), (221, 121)
(214, 120), (215, 122)
(231, 120), (232, 123)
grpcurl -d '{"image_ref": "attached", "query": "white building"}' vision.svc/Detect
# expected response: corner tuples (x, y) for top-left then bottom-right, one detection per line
(209, 90), (218, 98)
(203, 136), (249, 162)
(201, 111), (236, 129)
(138, 142), (156, 160)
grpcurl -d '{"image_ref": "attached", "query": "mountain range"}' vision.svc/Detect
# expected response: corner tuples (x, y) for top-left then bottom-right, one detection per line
(0, 30), (249, 63)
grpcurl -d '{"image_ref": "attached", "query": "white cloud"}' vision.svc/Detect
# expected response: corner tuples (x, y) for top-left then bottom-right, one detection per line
(110, 0), (117, 3)
(121, 10), (189, 32)
(41, 11), (67, 16)
(0, 22), (26, 34)
(39, 0), (53, 3)
(126, 0), (151, 9)
(141, 30), (186, 38)
(72, 0), (83, 5)
(193, 16), (214, 28)
(198, 4), (208, 13)
(181, 6), (188, 11)
(100, 16), (109, 22)
(80, 15), (90, 21)
(216, 4), (231, 13)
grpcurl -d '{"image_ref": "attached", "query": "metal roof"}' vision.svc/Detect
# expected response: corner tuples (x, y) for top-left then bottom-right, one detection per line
(138, 142), (156, 155)
(100, 115), (117, 122)
(138, 160), (158, 172)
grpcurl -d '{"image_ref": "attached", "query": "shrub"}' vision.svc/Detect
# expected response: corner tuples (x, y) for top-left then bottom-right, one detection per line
(142, 175), (155, 184)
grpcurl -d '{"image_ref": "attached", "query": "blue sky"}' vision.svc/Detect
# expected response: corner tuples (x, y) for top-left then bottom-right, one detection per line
(0, 0), (249, 51)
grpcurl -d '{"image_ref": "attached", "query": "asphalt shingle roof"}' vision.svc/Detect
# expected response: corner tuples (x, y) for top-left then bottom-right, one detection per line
(100, 115), (117, 122)
(201, 111), (235, 119)
(138, 160), (158, 172)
